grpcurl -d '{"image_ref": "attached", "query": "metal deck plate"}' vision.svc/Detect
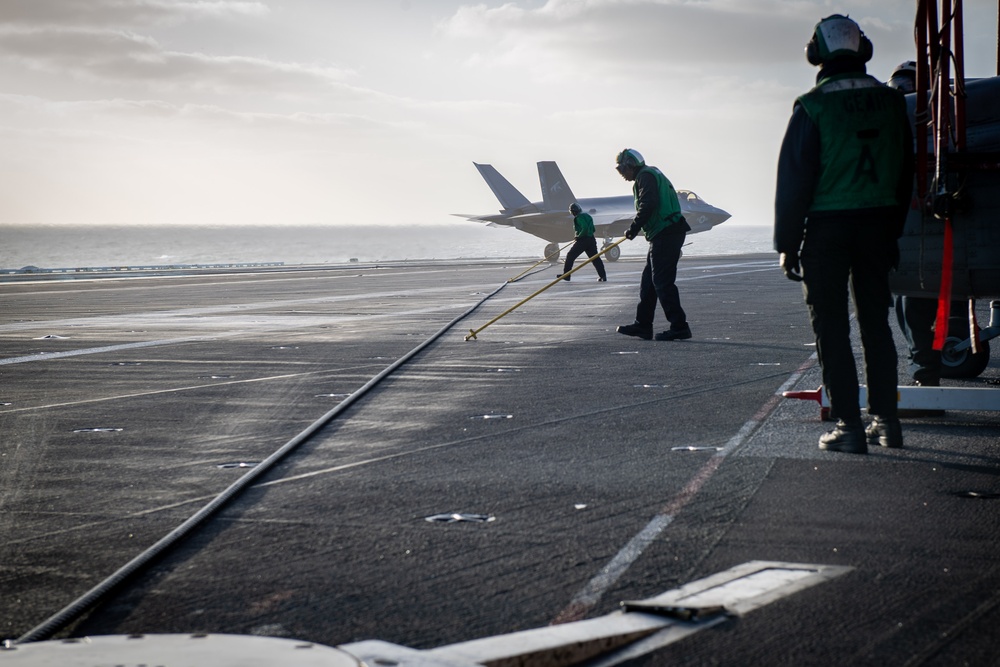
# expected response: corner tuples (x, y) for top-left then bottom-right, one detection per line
(0, 633), (361, 667)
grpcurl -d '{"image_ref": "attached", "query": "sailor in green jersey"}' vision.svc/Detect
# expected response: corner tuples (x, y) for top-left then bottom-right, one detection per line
(558, 203), (607, 282)
(774, 14), (913, 453)
(614, 148), (692, 341)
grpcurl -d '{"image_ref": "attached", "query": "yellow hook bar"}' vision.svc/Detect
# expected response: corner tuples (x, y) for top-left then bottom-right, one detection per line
(507, 241), (575, 283)
(465, 237), (627, 341)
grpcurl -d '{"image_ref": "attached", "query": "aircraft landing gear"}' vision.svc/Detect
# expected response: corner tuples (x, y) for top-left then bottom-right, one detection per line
(543, 242), (561, 263)
(941, 308), (996, 379)
(601, 239), (621, 262)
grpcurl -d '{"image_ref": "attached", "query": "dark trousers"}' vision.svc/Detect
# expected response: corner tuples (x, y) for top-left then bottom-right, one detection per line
(894, 295), (942, 384)
(563, 236), (607, 280)
(800, 218), (898, 421)
(635, 226), (687, 330)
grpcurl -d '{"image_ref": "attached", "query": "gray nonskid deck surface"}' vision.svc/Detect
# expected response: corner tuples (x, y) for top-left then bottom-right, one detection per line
(0, 255), (997, 666)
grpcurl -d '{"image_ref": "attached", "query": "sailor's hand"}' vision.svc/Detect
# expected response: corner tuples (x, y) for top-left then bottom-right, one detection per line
(780, 252), (803, 282)
(625, 227), (638, 241)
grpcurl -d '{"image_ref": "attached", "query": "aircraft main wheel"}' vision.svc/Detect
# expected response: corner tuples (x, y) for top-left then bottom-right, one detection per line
(940, 317), (991, 378)
(603, 244), (621, 262)
(543, 243), (560, 263)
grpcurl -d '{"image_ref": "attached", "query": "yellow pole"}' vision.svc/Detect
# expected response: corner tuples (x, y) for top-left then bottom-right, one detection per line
(465, 237), (627, 341)
(507, 241), (575, 283)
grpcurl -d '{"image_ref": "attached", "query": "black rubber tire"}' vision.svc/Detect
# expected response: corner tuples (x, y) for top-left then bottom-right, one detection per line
(940, 316), (991, 378)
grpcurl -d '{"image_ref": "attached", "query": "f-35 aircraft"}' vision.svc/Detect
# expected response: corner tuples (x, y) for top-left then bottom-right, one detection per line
(455, 161), (731, 261)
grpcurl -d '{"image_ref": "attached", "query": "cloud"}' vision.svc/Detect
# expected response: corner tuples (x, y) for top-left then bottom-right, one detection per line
(0, 91), (460, 159)
(0, 0), (269, 27)
(0, 26), (355, 94)
(437, 0), (921, 86)
(0, 1), (345, 100)
(439, 0), (825, 83)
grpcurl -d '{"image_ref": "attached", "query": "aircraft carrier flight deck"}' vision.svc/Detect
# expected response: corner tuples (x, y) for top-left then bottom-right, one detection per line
(1, 254), (998, 666)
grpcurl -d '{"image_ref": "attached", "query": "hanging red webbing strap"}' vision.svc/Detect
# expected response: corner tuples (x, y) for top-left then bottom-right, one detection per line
(932, 216), (954, 349)
(927, 0), (965, 352)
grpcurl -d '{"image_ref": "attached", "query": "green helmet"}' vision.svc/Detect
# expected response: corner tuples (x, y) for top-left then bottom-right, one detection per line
(806, 14), (872, 66)
(615, 148), (644, 170)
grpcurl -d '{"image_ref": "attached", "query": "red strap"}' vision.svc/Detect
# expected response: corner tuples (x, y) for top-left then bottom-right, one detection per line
(932, 217), (954, 350)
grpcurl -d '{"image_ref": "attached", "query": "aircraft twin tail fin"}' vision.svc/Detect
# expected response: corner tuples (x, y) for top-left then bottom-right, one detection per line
(474, 163), (533, 213)
(537, 161), (578, 213)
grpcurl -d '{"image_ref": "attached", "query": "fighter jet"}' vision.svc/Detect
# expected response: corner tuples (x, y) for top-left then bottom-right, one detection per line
(455, 161), (731, 262)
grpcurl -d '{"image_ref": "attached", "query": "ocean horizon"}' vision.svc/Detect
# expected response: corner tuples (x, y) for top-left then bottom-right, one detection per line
(1, 223), (773, 271)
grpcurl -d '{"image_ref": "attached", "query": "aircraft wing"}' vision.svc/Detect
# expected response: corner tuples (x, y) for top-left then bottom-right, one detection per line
(451, 213), (519, 228)
(451, 211), (570, 241)
(590, 211), (633, 238)
(586, 197), (731, 238)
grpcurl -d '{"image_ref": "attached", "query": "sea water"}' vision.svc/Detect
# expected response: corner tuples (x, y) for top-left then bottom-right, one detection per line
(1, 223), (773, 271)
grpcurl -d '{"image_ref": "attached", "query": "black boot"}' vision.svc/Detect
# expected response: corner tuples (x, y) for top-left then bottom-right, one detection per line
(818, 419), (867, 454)
(866, 416), (903, 448)
(655, 325), (692, 341)
(616, 322), (652, 340)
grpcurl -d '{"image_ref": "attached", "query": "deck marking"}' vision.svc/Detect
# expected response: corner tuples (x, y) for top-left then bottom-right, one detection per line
(0, 302), (470, 366)
(0, 369), (344, 413)
(552, 354), (819, 624)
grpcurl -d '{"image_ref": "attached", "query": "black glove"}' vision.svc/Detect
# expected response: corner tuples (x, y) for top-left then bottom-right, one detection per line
(625, 225), (639, 241)
(780, 252), (803, 282)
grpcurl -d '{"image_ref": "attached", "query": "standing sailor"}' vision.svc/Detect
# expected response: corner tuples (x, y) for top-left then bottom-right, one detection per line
(774, 15), (913, 453)
(614, 148), (693, 341)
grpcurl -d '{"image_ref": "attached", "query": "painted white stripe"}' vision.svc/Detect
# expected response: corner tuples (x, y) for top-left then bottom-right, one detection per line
(0, 302), (470, 366)
(567, 514), (674, 609)
(602, 267), (777, 283)
(0, 282), (494, 334)
(0, 370), (335, 413)
(553, 353), (820, 624)
(0, 338), (201, 366)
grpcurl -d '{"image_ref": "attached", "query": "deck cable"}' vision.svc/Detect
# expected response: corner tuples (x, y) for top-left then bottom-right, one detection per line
(11, 279), (510, 645)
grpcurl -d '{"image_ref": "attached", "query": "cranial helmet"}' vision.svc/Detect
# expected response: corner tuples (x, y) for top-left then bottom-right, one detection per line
(615, 148), (644, 171)
(806, 14), (873, 66)
(887, 60), (917, 93)
(569, 203), (582, 215)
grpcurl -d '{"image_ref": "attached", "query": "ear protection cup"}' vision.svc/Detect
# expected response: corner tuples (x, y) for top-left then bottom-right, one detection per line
(806, 35), (822, 65)
(858, 33), (873, 63)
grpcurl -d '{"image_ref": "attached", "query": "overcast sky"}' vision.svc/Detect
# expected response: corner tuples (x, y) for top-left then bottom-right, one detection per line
(2, 0), (998, 229)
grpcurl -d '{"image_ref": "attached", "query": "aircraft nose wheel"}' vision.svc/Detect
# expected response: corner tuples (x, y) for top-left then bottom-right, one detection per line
(602, 242), (621, 262)
(941, 317), (991, 378)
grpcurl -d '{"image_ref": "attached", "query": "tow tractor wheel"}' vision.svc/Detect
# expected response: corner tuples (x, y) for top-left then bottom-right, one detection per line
(941, 316), (991, 378)
(543, 243), (560, 263)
